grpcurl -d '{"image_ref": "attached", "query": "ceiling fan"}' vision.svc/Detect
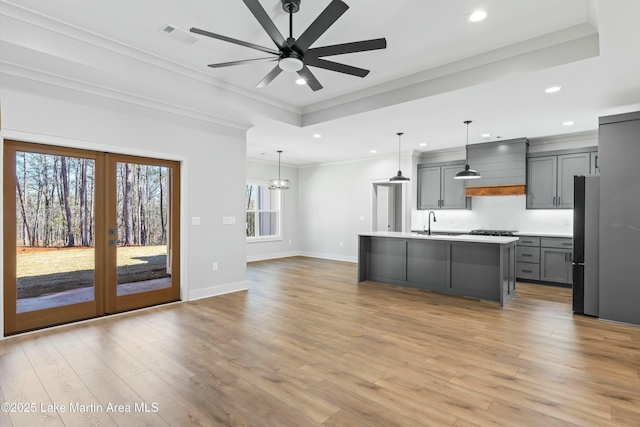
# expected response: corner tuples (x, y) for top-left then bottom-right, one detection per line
(190, 0), (387, 91)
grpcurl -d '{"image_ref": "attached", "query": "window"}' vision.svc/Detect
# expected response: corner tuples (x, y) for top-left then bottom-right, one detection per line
(246, 183), (281, 241)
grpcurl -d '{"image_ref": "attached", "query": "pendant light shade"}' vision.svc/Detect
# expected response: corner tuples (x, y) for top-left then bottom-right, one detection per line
(390, 132), (410, 182)
(268, 150), (291, 190)
(454, 120), (481, 180)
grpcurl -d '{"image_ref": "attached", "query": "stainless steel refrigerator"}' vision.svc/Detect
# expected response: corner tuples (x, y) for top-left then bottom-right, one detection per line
(572, 175), (599, 316)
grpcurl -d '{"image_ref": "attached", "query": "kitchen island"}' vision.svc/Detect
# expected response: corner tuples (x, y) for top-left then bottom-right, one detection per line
(358, 231), (518, 306)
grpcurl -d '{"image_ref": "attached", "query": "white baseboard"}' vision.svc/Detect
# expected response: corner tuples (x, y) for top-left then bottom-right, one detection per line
(247, 251), (300, 262)
(188, 281), (248, 301)
(298, 251), (357, 263)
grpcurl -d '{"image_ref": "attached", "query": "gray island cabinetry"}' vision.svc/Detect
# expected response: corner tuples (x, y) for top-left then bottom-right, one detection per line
(358, 232), (518, 306)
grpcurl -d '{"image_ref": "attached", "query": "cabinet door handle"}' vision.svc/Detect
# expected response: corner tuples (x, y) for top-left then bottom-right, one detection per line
(522, 269), (533, 273)
(522, 254), (532, 257)
(563, 242), (572, 246)
(553, 196), (556, 206)
(595, 156), (598, 169)
(558, 196), (561, 205)
(523, 240), (533, 244)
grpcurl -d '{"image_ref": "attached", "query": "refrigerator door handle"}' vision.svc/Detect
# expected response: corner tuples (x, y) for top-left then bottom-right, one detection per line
(573, 262), (585, 266)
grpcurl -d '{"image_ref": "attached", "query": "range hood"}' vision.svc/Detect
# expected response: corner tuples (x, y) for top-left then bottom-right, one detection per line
(464, 138), (528, 196)
(465, 184), (526, 197)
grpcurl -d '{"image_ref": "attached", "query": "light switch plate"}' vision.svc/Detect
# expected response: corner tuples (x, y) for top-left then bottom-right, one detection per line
(191, 217), (201, 226)
(223, 216), (235, 225)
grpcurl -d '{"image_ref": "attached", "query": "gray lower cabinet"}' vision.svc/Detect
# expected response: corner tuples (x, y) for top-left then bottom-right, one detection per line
(527, 151), (592, 209)
(517, 236), (572, 285)
(540, 248), (573, 283)
(359, 235), (517, 306)
(417, 163), (468, 210)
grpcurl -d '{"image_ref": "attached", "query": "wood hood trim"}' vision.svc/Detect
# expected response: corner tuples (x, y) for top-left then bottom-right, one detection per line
(465, 184), (526, 197)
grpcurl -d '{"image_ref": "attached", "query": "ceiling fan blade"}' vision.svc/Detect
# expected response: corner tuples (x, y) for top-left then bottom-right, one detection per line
(190, 27), (280, 55)
(305, 57), (369, 78)
(294, 0), (349, 53)
(256, 65), (283, 88)
(208, 57), (277, 68)
(307, 38), (387, 58)
(297, 66), (323, 91)
(242, 0), (286, 49)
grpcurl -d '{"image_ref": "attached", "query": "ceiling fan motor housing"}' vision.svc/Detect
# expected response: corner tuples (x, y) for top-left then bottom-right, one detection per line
(282, 0), (301, 13)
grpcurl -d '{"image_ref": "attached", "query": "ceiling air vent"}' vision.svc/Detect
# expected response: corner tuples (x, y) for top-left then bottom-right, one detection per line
(158, 24), (197, 45)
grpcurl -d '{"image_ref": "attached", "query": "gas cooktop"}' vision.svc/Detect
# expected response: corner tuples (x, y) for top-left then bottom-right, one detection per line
(469, 230), (517, 237)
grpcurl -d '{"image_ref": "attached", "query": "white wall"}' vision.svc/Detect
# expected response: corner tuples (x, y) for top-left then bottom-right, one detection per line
(298, 153), (412, 262)
(246, 160), (300, 261)
(1, 74), (249, 337)
(412, 196), (573, 234)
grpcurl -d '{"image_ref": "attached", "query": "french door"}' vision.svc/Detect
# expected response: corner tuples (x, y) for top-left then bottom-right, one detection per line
(3, 141), (180, 335)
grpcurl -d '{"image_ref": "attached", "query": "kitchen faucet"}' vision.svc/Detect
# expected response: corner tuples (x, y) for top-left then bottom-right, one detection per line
(425, 211), (437, 235)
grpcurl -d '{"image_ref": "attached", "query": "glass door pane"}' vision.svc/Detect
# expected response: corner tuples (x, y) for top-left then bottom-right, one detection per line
(4, 141), (104, 334)
(114, 162), (171, 296)
(108, 154), (179, 313)
(16, 152), (97, 312)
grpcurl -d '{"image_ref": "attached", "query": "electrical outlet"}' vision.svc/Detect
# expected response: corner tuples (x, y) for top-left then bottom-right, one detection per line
(212, 262), (218, 271)
(191, 217), (200, 226)
(289, 239), (292, 244)
(339, 241), (343, 247)
(359, 216), (364, 221)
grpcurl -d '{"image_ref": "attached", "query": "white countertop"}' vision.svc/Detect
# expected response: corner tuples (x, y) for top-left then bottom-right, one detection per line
(359, 231), (519, 244)
(514, 232), (573, 238)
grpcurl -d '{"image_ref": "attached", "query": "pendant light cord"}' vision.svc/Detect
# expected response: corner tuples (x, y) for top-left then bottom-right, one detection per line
(397, 132), (403, 171)
(278, 150), (282, 180)
(464, 120), (472, 164)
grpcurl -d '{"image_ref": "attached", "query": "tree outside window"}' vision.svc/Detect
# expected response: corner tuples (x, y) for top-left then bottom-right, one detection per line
(246, 183), (281, 240)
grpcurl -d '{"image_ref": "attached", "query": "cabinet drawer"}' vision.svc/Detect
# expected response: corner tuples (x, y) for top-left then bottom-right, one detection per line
(517, 247), (540, 263)
(541, 237), (573, 248)
(517, 236), (540, 247)
(517, 262), (540, 280)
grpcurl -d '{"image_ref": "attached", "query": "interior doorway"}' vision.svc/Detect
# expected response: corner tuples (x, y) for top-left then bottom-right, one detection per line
(3, 141), (181, 334)
(371, 182), (409, 232)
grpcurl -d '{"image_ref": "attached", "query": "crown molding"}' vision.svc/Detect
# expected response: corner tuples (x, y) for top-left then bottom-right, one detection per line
(1, 61), (253, 131)
(0, 1), (301, 116)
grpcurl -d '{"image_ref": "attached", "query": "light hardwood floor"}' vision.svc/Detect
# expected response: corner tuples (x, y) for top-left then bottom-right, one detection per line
(1, 256), (639, 426)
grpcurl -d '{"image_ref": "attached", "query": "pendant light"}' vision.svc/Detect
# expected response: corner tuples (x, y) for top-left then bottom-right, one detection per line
(268, 150), (291, 190)
(390, 132), (410, 182)
(454, 120), (481, 180)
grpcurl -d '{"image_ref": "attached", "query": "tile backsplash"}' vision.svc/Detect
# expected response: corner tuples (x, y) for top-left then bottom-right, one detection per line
(412, 195), (573, 234)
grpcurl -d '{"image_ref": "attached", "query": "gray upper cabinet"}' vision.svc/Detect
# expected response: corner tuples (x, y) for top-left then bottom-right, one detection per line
(527, 150), (592, 209)
(417, 162), (468, 210)
(527, 156), (557, 209)
(557, 153), (591, 208)
(441, 165), (467, 209)
(590, 152), (600, 174)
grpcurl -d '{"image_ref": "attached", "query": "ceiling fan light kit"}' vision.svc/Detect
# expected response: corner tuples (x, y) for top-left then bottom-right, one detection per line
(190, 0), (387, 91)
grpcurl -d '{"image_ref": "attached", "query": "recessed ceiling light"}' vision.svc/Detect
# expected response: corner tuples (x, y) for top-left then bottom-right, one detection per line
(469, 11), (487, 22)
(370, 150), (377, 154)
(419, 143), (427, 147)
(563, 121), (575, 126)
(313, 133), (322, 138)
(545, 86), (562, 93)
(295, 78), (306, 85)
(481, 133), (491, 138)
